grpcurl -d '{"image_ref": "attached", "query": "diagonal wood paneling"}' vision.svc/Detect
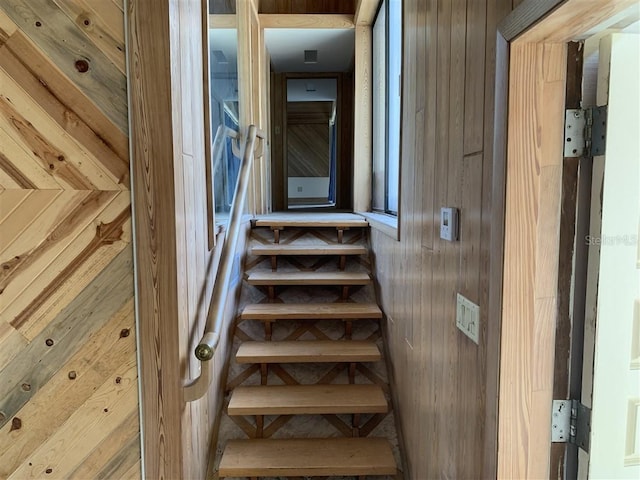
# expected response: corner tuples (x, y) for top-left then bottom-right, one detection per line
(0, 0), (138, 478)
(1, 0), (128, 133)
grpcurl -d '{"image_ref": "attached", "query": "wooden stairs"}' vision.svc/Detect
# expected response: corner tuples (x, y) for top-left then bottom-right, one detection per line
(217, 213), (398, 479)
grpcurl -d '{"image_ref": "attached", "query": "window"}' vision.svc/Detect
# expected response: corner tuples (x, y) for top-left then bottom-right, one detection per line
(209, 27), (240, 226)
(372, 0), (402, 215)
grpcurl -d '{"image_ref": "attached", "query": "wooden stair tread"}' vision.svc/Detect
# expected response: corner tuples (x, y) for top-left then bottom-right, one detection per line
(228, 384), (388, 415)
(247, 271), (371, 285)
(236, 340), (381, 363)
(240, 302), (382, 320)
(251, 244), (367, 256)
(218, 437), (396, 477)
(254, 212), (369, 228)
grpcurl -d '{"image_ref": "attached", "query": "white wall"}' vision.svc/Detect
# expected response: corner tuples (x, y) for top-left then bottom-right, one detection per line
(287, 177), (330, 198)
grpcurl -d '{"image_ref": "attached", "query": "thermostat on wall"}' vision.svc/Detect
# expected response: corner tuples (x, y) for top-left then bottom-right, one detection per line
(440, 207), (459, 241)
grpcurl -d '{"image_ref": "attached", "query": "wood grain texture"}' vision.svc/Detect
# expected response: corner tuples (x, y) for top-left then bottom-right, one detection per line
(240, 302), (382, 319)
(515, 0), (638, 43)
(228, 384), (388, 415)
(0, 30), (129, 160)
(1, 0), (128, 133)
(259, 0), (356, 14)
(236, 340), (381, 363)
(0, 0), (139, 478)
(128, 0), (250, 478)
(287, 124), (330, 176)
(219, 437), (395, 477)
(259, 13), (354, 28)
(368, 0), (514, 478)
(0, 43), (129, 185)
(251, 243), (368, 256)
(354, 0), (379, 25)
(127, 0), (182, 478)
(209, 13), (236, 28)
(247, 271), (372, 285)
(498, 41), (566, 480)
(498, 0), (564, 41)
(353, 25), (372, 212)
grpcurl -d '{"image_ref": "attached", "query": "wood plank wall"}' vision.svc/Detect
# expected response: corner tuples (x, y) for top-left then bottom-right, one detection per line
(369, 0), (515, 477)
(0, 1), (140, 478)
(128, 0), (251, 477)
(259, 0), (355, 14)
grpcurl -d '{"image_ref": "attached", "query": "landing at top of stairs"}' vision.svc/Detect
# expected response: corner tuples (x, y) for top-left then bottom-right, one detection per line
(253, 212), (368, 228)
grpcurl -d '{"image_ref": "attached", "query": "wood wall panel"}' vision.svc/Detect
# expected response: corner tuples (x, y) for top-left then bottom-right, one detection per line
(369, 0), (513, 478)
(287, 124), (330, 177)
(259, 0), (355, 14)
(129, 0), (250, 478)
(0, 0), (139, 478)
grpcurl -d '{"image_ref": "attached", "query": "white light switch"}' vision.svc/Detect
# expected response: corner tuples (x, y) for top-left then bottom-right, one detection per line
(456, 293), (480, 344)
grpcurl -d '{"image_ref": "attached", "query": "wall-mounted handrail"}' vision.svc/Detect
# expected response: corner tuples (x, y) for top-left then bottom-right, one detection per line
(184, 124), (266, 402)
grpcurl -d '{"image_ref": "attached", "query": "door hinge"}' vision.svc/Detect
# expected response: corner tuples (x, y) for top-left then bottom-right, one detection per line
(551, 399), (591, 452)
(564, 106), (608, 158)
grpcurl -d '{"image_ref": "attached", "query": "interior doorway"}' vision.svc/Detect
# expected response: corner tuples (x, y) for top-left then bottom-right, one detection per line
(497, 1), (640, 478)
(265, 28), (355, 212)
(285, 78), (338, 209)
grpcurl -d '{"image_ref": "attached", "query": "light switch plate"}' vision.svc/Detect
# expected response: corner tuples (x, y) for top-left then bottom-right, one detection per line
(456, 293), (480, 344)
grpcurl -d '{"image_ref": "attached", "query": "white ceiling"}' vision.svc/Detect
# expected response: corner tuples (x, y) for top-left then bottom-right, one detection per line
(210, 28), (355, 74)
(265, 28), (355, 73)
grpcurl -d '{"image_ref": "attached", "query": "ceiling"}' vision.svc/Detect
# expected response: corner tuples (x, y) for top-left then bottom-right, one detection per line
(265, 28), (355, 73)
(210, 28), (355, 74)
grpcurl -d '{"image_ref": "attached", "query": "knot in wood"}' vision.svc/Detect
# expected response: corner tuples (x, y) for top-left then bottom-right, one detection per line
(75, 59), (89, 73)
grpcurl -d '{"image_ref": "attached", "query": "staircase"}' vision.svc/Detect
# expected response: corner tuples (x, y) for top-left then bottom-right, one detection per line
(216, 213), (399, 479)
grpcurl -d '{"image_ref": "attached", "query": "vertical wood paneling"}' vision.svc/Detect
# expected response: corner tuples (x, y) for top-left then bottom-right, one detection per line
(259, 0), (355, 14)
(0, 0), (138, 477)
(463, 0), (487, 155)
(129, 0), (249, 478)
(369, 0), (514, 477)
(353, 25), (372, 212)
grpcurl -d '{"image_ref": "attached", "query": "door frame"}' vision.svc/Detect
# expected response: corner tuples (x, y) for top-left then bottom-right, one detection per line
(495, 0), (637, 478)
(272, 72), (346, 211)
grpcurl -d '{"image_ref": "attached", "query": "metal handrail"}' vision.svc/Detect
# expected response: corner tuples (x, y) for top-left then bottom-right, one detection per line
(184, 124), (266, 402)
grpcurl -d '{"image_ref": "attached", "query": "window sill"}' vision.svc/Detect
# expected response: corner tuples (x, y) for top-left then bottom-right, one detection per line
(358, 211), (399, 241)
